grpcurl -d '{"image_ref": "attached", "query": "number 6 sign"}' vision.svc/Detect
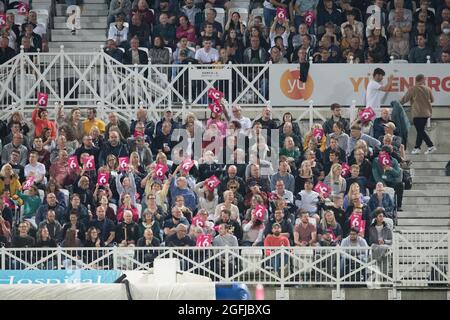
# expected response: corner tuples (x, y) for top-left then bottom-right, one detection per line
(207, 88), (224, 102)
(276, 8), (287, 21)
(0, 14), (6, 27)
(83, 155), (95, 171)
(37, 92), (48, 107)
(208, 102), (223, 115)
(196, 234), (212, 247)
(118, 157), (129, 172)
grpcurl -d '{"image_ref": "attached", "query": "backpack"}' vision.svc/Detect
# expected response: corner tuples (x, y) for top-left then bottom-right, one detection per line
(403, 170), (412, 190)
(446, 161), (450, 176)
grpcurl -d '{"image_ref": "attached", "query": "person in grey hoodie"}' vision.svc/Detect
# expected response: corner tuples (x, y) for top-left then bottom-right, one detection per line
(347, 124), (381, 157)
(107, 0), (132, 27)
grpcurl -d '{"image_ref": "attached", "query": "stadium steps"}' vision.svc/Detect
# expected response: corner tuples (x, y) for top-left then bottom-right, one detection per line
(49, 1), (108, 52)
(396, 153), (450, 231)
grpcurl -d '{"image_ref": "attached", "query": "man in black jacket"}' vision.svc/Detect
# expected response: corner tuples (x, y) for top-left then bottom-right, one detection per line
(322, 103), (351, 135)
(75, 135), (100, 168)
(165, 224), (195, 247)
(0, 36), (17, 64)
(98, 130), (129, 166)
(123, 37), (149, 65)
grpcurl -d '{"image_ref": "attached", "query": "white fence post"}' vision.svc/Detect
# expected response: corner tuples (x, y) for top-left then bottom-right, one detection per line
(19, 46), (25, 107)
(349, 99), (357, 124)
(1, 245), (5, 269)
(57, 246), (62, 270)
(309, 100), (314, 130)
(59, 45), (65, 105)
(99, 46), (105, 102)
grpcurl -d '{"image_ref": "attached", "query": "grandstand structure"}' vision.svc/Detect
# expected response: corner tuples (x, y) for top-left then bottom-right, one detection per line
(1, 0), (450, 299)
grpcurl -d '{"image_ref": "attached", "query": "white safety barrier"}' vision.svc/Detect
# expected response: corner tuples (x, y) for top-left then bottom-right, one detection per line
(1, 232), (449, 290)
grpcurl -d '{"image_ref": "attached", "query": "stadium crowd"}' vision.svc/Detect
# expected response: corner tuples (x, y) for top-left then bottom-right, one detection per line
(0, 0), (449, 63)
(96, 0), (450, 64)
(0, 92), (416, 256)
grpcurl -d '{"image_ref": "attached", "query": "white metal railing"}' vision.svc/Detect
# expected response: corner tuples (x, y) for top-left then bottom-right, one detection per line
(0, 48), (361, 128)
(1, 232), (448, 289)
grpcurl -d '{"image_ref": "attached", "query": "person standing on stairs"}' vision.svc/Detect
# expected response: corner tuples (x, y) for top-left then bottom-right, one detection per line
(400, 74), (436, 155)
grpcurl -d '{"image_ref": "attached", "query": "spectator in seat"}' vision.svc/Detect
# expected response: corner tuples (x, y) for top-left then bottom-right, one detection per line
(108, 16), (129, 49)
(104, 38), (124, 62)
(264, 222), (290, 273)
(294, 179), (321, 222)
(0, 36), (16, 64)
(408, 34), (434, 63)
(180, 0), (201, 25)
(292, 0), (319, 29)
(323, 103), (350, 135)
(378, 122), (402, 150)
(372, 146), (404, 211)
(241, 209), (265, 246)
(89, 206), (116, 246)
(1, 134), (28, 167)
(214, 208), (242, 242)
(83, 108), (106, 136)
(324, 163), (347, 196)
(200, 8), (224, 39)
(269, 45), (288, 63)
(154, 0), (178, 25)
(115, 210), (139, 246)
(62, 211), (86, 244)
(105, 112), (131, 141)
(264, 208), (294, 244)
(340, 228), (369, 273)
(176, 15), (197, 47)
(169, 174), (198, 213)
(225, 11), (246, 42)
(31, 136), (51, 170)
(38, 209), (63, 243)
(255, 107), (279, 131)
(98, 130), (129, 167)
(327, 127), (349, 163)
(243, 36), (269, 63)
(163, 206), (190, 239)
(441, 50), (450, 63)
(410, 20), (434, 48)
(6, 150), (25, 182)
(372, 108), (392, 141)
(294, 210), (317, 247)
(107, 0), (132, 27)
(128, 13), (151, 47)
(197, 23), (222, 50)
(17, 23), (42, 52)
(388, 7), (412, 38)
(215, 190), (240, 222)
(11, 222), (35, 248)
(35, 193), (66, 226)
(3, 119), (30, 149)
(0, 164), (21, 196)
(317, 0), (343, 33)
(435, 34), (449, 63)
(165, 224), (195, 247)
(271, 159), (295, 193)
(365, 34), (387, 63)
(153, 13), (176, 48)
(368, 208), (393, 246)
(24, 151), (47, 189)
(195, 37), (219, 63)
(173, 36), (195, 64)
(323, 148), (343, 177)
(317, 209), (343, 246)
(17, 36), (37, 53)
(347, 124), (381, 157)
(269, 16), (290, 48)
(345, 164), (368, 195)
(136, 228), (160, 264)
(31, 107), (56, 140)
(130, 0), (155, 28)
(341, 11), (364, 42)
(213, 223), (239, 246)
(368, 182), (395, 219)
(347, 36), (365, 63)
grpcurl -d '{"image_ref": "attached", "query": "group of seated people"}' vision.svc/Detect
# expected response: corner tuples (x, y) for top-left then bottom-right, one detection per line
(101, 0), (450, 65)
(0, 97), (404, 265)
(0, 3), (48, 63)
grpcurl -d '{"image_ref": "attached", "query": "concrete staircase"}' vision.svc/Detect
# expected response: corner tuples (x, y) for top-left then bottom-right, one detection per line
(49, 0), (108, 52)
(397, 153), (450, 230)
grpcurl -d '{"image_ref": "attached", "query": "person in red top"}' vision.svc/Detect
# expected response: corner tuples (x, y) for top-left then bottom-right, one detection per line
(264, 223), (290, 275)
(176, 15), (197, 46)
(32, 107), (57, 140)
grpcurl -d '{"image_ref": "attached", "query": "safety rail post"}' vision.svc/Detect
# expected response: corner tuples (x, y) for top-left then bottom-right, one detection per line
(134, 64), (139, 112)
(19, 46), (25, 108)
(1, 246), (5, 270)
(333, 246), (345, 300)
(308, 100), (314, 130)
(280, 248), (285, 292)
(59, 45), (65, 105)
(224, 247), (230, 282)
(112, 246), (118, 270)
(181, 100), (186, 122)
(188, 62), (192, 105)
(349, 100), (357, 124)
(389, 232), (401, 299)
(99, 46), (105, 103)
(56, 246), (62, 270)
(447, 232), (450, 286)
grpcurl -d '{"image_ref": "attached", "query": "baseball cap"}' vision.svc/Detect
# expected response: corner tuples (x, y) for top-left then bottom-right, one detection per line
(272, 222), (281, 229)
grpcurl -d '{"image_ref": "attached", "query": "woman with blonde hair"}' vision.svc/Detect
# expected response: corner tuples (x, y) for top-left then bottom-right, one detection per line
(89, 125), (105, 149)
(387, 27), (409, 60)
(294, 160), (315, 195)
(317, 210), (343, 245)
(323, 163), (347, 196)
(0, 164), (21, 195)
(343, 182), (367, 210)
(129, 151), (146, 178)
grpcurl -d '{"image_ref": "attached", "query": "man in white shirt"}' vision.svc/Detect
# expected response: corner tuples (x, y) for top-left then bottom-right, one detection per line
(365, 68), (393, 115)
(194, 37), (219, 64)
(24, 151), (47, 187)
(224, 105), (252, 134)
